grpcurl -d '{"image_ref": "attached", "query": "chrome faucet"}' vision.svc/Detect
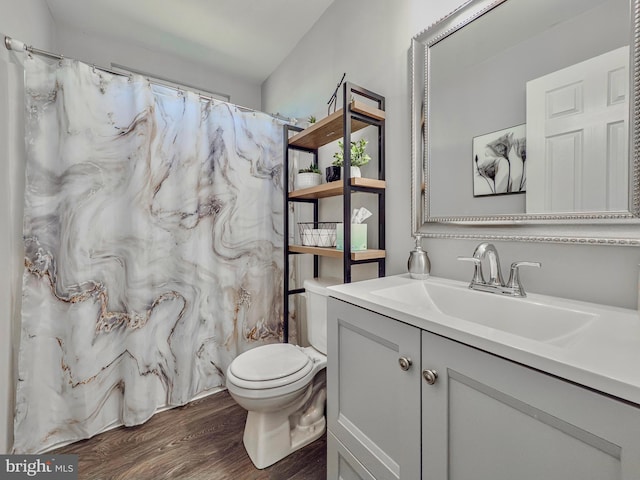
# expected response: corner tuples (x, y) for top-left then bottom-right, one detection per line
(473, 242), (504, 286)
(458, 242), (541, 297)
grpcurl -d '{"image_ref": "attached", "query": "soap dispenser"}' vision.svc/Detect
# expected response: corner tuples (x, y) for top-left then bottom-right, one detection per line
(408, 234), (431, 279)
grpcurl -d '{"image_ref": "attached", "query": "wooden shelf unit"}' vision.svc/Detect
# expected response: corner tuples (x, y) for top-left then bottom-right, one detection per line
(288, 101), (385, 150)
(282, 82), (386, 342)
(288, 178), (386, 200)
(289, 245), (386, 261)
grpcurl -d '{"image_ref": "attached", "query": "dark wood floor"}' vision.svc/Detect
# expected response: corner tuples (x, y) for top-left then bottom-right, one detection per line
(53, 390), (327, 480)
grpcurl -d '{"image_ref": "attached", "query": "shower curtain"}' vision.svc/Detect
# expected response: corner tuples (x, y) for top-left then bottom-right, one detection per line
(14, 54), (290, 453)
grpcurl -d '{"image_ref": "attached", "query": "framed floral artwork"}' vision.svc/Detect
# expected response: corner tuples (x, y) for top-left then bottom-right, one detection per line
(473, 124), (526, 197)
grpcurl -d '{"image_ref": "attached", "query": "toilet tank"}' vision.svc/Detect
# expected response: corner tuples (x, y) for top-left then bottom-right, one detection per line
(303, 277), (342, 355)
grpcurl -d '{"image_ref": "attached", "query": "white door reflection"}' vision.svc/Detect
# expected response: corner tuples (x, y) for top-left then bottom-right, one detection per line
(526, 46), (629, 213)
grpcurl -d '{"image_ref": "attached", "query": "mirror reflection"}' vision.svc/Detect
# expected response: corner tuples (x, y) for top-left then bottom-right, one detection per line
(424, 0), (630, 220)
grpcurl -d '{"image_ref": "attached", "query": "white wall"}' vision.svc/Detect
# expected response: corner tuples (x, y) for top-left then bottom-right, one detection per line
(263, 0), (468, 282)
(0, 0), (56, 454)
(55, 25), (261, 110)
(263, 0), (640, 309)
(264, 0), (431, 281)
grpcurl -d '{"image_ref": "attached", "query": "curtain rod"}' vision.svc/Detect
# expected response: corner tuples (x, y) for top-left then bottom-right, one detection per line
(5, 36), (126, 77)
(110, 62), (230, 102)
(3, 35), (224, 104)
(4, 36), (225, 102)
(3, 35), (292, 121)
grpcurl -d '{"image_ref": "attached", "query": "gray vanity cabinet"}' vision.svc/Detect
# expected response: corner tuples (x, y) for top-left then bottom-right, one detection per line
(422, 330), (640, 480)
(327, 298), (421, 480)
(328, 297), (640, 480)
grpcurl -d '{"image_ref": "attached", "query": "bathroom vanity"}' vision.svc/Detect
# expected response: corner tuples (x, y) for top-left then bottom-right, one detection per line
(326, 275), (640, 480)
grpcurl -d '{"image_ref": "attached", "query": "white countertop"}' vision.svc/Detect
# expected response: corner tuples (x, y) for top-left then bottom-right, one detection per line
(328, 274), (640, 406)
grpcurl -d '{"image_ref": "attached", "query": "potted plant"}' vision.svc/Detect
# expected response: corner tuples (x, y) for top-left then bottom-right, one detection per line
(332, 138), (371, 178)
(296, 162), (322, 189)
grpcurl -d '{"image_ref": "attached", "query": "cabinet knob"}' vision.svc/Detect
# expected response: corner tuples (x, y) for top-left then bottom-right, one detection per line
(422, 369), (438, 385)
(398, 356), (413, 371)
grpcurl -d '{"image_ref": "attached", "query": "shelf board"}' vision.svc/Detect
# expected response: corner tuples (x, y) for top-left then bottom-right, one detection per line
(288, 100), (385, 150)
(289, 177), (386, 200)
(289, 245), (386, 261)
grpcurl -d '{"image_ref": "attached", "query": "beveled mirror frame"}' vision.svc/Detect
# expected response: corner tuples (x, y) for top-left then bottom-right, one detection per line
(411, 0), (640, 246)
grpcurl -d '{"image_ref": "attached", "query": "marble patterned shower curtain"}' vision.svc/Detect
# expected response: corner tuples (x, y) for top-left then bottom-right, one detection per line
(14, 54), (288, 453)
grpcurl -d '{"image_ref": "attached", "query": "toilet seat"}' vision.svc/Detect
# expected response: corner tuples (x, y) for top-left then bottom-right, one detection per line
(226, 277), (337, 469)
(227, 344), (314, 391)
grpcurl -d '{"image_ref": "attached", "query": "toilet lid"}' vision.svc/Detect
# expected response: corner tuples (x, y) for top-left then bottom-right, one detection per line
(230, 343), (311, 383)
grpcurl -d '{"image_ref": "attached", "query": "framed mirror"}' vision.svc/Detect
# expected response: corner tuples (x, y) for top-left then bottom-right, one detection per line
(411, 0), (640, 245)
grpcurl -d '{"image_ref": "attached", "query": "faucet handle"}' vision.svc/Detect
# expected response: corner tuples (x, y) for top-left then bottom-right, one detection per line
(510, 261), (542, 271)
(457, 256), (485, 285)
(506, 261), (541, 296)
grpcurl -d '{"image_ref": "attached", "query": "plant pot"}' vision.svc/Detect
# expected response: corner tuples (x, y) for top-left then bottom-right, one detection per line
(295, 172), (321, 189)
(326, 166), (341, 182)
(342, 166), (362, 178)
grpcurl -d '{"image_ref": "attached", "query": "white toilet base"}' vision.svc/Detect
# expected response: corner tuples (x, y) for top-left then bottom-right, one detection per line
(242, 381), (327, 469)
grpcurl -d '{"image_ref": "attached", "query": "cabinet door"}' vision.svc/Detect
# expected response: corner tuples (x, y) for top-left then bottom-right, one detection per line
(327, 432), (377, 480)
(422, 331), (640, 480)
(327, 299), (421, 480)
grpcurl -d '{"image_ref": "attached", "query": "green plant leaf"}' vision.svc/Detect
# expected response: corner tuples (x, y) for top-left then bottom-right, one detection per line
(332, 138), (370, 167)
(298, 162), (321, 174)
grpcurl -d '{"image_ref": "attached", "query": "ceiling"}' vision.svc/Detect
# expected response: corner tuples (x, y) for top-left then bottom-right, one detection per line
(45, 0), (335, 84)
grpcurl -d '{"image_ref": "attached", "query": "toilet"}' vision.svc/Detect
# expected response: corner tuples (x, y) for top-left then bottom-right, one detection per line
(226, 277), (340, 469)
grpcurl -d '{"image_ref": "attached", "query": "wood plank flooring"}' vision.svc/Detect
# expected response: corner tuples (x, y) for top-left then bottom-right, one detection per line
(53, 390), (327, 480)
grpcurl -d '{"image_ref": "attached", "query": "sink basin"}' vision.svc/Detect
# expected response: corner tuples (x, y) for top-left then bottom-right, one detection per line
(370, 278), (598, 343)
